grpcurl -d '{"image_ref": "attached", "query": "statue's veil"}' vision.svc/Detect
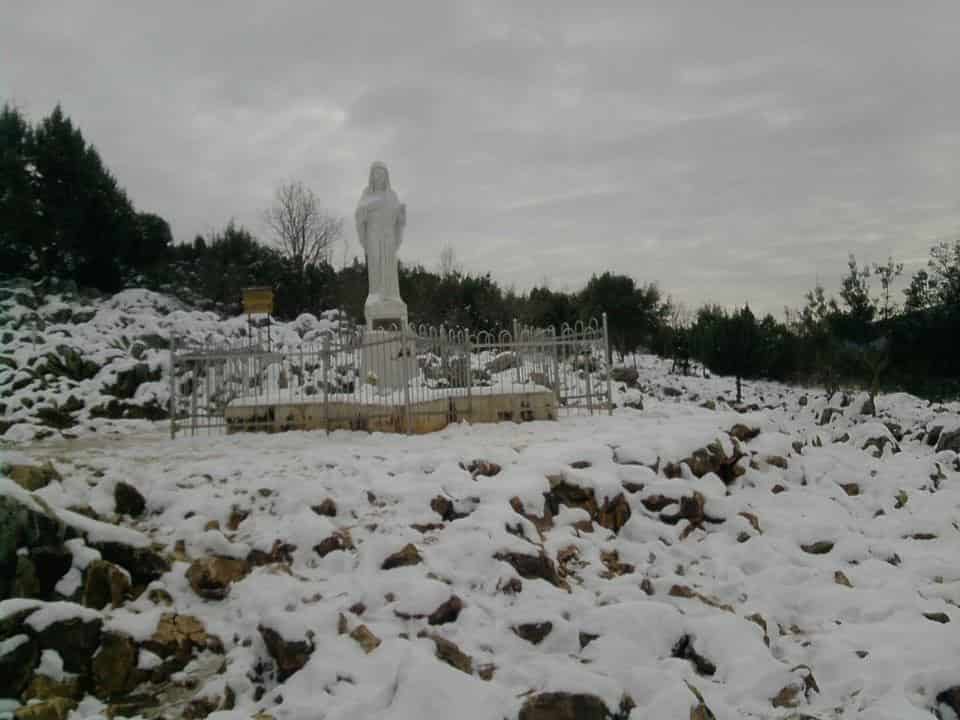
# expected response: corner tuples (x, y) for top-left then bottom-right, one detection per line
(366, 161), (390, 193)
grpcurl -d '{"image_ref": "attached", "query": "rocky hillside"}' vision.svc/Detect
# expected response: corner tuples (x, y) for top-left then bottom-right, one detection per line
(0, 278), (341, 443)
(2, 353), (960, 719)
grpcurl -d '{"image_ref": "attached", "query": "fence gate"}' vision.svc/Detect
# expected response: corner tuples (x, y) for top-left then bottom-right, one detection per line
(169, 316), (613, 438)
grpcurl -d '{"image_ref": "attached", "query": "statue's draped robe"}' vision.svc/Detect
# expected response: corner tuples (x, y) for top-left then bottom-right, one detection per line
(356, 189), (405, 304)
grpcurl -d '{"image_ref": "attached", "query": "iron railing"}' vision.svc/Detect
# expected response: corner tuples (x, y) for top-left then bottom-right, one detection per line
(169, 316), (612, 437)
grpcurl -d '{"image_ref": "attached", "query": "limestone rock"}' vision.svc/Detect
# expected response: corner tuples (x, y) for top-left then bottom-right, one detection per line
(143, 613), (211, 661)
(14, 555), (41, 598)
(800, 541), (834, 555)
(183, 686), (235, 719)
(544, 476), (632, 534)
(381, 543), (422, 570)
(663, 438), (744, 484)
(4, 460), (62, 492)
(597, 494), (631, 533)
(518, 692), (615, 720)
(937, 687), (960, 718)
(82, 560), (130, 610)
(512, 621), (553, 645)
(428, 595), (463, 626)
(349, 625), (381, 654)
(461, 460), (502, 479)
(259, 625), (313, 681)
(29, 546), (73, 598)
(610, 367), (639, 386)
(92, 542), (170, 587)
(0, 494), (67, 599)
(310, 498), (337, 517)
(936, 427), (960, 454)
(13, 698), (77, 720)
(104, 362), (161, 400)
(22, 673), (84, 702)
(0, 633), (39, 698)
(314, 530), (353, 558)
(494, 551), (565, 589)
(35, 614), (103, 674)
(431, 495), (469, 522)
(92, 631), (141, 698)
(671, 634), (717, 676)
(186, 556), (249, 600)
(247, 540), (296, 567)
(729, 423), (760, 442)
(113, 482), (146, 517)
(426, 633), (473, 674)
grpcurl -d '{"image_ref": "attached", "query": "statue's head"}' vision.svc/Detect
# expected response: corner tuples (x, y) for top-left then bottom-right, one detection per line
(368, 162), (390, 192)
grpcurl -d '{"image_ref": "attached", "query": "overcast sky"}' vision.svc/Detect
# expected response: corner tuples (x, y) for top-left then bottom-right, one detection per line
(3, 1), (959, 313)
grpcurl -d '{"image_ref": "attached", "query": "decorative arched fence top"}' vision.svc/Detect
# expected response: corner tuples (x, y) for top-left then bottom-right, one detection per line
(169, 315), (613, 438)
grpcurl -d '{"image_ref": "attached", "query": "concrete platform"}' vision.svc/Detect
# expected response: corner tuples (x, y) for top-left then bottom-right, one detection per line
(224, 389), (558, 434)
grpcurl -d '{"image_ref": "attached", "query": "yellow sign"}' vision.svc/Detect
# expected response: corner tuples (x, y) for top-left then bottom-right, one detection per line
(242, 287), (274, 315)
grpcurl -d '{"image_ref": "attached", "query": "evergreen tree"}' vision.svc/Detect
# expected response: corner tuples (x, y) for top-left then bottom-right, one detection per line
(0, 104), (36, 274)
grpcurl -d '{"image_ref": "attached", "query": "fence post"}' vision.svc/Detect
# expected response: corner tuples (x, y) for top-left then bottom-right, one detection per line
(190, 359), (198, 436)
(402, 326), (413, 435)
(169, 335), (177, 439)
(513, 318), (522, 384)
(465, 333), (473, 422)
(584, 348), (594, 416)
(603, 312), (614, 416)
(322, 335), (331, 435)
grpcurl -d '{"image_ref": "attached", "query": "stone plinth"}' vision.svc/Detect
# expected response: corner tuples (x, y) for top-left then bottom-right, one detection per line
(359, 330), (417, 393)
(224, 389), (558, 435)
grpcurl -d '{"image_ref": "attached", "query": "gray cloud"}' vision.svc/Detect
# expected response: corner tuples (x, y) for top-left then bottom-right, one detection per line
(2, 0), (959, 313)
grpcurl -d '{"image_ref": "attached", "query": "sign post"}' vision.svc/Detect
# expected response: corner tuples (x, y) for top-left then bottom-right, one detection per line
(242, 287), (274, 351)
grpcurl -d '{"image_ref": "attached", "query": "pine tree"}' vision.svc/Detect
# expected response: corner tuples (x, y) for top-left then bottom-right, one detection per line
(0, 104), (37, 274)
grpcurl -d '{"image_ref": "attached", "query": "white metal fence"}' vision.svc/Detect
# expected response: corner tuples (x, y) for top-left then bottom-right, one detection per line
(169, 316), (612, 437)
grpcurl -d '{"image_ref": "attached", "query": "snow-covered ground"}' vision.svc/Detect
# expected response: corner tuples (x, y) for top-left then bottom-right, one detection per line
(3, 281), (960, 719)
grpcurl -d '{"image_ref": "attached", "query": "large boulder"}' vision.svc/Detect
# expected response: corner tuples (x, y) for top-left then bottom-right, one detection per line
(103, 363), (162, 399)
(13, 697), (78, 720)
(518, 692), (618, 720)
(543, 475), (632, 533)
(82, 560), (131, 610)
(663, 437), (744, 484)
(2, 460), (62, 492)
(0, 633), (39, 698)
(30, 546), (73, 598)
(259, 625), (314, 681)
(91, 631), (141, 698)
(0, 488), (69, 600)
(113, 482), (146, 518)
(186, 556), (249, 600)
(92, 541), (170, 587)
(142, 613), (214, 664)
(32, 610), (103, 674)
(610, 367), (639, 386)
(936, 426), (960, 454)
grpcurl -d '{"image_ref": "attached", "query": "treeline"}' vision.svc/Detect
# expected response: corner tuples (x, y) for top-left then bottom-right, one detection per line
(672, 250), (960, 400)
(2, 103), (958, 399)
(161, 222), (669, 354)
(0, 105), (173, 291)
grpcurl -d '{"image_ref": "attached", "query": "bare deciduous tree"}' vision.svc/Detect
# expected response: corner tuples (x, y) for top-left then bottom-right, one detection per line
(263, 181), (343, 275)
(439, 243), (461, 277)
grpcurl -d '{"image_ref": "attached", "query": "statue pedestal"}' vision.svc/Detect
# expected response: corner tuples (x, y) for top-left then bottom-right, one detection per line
(360, 330), (417, 394)
(365, 296), (408, 332)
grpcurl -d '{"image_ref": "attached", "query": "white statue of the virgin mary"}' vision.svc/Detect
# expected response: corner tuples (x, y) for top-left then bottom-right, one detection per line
(355, 162), (407, 328)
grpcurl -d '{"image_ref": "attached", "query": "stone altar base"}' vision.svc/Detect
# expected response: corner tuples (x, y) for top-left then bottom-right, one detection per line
(223, 389), (558, 435)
